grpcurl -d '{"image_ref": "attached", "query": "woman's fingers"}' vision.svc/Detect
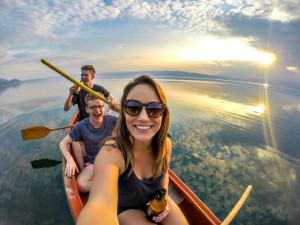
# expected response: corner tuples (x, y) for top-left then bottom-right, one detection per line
(152, 201), (170, 223)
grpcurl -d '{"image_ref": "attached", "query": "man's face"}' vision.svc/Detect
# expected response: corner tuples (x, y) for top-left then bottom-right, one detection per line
(81, 70), (93, 85)
(85, 99), (105, 121)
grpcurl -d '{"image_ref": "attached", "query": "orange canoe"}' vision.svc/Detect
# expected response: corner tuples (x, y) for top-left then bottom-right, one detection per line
(62, 111), (221, 225)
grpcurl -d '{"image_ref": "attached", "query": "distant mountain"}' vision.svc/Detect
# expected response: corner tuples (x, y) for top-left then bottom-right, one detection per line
(99, 70), (226, 80)
(0, 78), (21, 87)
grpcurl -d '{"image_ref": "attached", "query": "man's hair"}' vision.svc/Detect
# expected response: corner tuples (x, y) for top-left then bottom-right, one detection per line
(81, 65), (95, 78)
(84, 92), (104, 105)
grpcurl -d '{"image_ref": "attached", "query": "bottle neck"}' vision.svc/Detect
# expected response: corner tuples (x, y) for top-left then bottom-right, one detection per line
(156, 188), (166, 201)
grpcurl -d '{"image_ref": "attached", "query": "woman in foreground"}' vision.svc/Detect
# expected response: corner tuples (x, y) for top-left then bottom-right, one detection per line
(77, 75), (188, 225)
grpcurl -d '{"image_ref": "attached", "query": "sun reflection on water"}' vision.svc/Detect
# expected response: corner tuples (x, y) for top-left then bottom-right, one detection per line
(167, 89), (266, 118)
(248, 104), (265, 115)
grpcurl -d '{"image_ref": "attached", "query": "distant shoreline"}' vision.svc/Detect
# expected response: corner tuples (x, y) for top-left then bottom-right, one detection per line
(0, 78), (21, 87)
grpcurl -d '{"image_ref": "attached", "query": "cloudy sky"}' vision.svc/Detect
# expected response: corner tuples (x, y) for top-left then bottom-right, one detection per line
(1, 0), (300, 81)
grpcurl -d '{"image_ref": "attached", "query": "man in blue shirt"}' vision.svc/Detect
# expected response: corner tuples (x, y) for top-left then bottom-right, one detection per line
(60, 93), (118, 192)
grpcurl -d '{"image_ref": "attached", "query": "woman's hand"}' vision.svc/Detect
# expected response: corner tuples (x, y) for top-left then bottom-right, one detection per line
(152, 201), (170, 223)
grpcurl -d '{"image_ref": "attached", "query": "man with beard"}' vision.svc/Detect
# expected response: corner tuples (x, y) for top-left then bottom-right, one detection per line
(64, 64), (118, 120)
(59, 93), (118, 193)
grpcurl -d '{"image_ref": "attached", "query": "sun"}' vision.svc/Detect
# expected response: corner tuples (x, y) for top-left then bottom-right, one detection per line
(257, 52), (276, 65)
(179, 37), (276, 65)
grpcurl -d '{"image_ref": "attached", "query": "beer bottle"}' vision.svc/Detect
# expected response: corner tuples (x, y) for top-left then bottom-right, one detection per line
(73, 80), (82, 96)
(147, 188), (167, 222)
(77, 80), (82, 92)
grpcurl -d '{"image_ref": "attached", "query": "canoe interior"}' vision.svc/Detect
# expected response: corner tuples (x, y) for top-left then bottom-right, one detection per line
(62, 111), (221, 225)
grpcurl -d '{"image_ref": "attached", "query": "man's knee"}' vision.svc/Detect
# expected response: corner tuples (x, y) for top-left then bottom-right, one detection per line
(76, 176), (89, 193)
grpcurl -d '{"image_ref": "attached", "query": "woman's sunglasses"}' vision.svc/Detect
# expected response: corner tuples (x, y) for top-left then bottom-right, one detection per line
(123, 99), (166, 118)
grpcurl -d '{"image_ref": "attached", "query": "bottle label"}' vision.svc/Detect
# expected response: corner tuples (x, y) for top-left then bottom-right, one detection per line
(147, 207), (153, 216)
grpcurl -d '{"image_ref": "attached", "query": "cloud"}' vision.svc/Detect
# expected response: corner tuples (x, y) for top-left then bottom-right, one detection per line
(286, 66), (300, 75)
(286, 66), (298, 72)
(0, 49), (7, 59)
(170, 118), (300, 223)
(2, 0), (299, 47)
(271, 0), (300, 22)
(1, 1), (299, 47)
(1, 1), (300, 80)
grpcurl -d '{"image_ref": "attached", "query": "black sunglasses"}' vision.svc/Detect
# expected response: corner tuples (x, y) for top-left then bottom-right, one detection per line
(123, 100), (166, 118)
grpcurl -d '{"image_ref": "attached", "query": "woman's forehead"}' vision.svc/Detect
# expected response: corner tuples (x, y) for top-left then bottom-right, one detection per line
(127, 84), (159, 101)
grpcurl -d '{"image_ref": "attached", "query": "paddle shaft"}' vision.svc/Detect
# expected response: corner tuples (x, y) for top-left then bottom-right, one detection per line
(41, 59), (110, 105)
(221, 185), (253, 225)
(50, 125), (75, 131)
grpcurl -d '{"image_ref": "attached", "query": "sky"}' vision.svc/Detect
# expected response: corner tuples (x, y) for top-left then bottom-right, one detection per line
(1, 0), (300, 81)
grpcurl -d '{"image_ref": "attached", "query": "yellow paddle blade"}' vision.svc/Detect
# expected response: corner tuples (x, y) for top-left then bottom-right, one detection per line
(21, 125), (74, 141)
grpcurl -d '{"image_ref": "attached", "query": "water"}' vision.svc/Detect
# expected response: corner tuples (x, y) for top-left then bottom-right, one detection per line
(1, 74), (299, 225)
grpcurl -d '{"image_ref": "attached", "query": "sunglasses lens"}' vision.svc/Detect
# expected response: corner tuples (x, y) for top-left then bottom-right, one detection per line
(124, 100), (166, 118)
(125, 100), (142, 116)
(146, 102), (165, 118)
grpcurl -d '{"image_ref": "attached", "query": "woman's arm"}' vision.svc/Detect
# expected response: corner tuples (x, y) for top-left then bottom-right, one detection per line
(76, 144), (124, 225)
(163, 137), (172, 190)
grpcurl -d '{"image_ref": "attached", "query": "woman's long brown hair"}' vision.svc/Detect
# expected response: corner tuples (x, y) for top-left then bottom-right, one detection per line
(112, 75), (171, 178)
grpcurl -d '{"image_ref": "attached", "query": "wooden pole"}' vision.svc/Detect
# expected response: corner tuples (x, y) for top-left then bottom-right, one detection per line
(221, 185), (253, 225)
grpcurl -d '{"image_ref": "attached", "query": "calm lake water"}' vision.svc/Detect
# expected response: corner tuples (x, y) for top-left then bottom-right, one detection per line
(1, 73), (299, 225)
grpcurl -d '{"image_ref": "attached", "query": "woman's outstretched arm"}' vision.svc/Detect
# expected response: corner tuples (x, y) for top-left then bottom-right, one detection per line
(76, 144), (124, 225)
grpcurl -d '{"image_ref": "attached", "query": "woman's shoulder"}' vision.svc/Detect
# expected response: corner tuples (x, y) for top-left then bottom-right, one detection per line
(96, 139), (125, 171)
(102, 139), (120, 150)
(100, 139), (125, 159)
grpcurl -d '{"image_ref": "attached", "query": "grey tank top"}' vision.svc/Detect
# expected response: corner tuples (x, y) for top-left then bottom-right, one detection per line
(103, 143), (165, 215)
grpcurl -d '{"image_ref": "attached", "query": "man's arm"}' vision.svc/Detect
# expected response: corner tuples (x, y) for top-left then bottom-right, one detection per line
(59, 134), (79, 177)
(107, 94), (121, 112)
(64, 85), (78, 111)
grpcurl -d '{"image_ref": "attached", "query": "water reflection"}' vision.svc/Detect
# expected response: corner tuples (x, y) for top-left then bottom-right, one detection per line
(0, 76), (299, 225)
(248, 104), (265, 115)
(0, 82), (20, 94)
(162, 78), (300, 224)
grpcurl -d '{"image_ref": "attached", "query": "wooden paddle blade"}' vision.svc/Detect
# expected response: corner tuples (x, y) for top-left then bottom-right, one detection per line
(21, 125), (75, 141)
(21, 126), (52, 141)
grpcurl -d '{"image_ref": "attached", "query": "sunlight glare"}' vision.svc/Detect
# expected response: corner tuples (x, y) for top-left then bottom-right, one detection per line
(179, 37), (276, 65)
(248, 104), (265, 115)
(258, 52), (276, 65)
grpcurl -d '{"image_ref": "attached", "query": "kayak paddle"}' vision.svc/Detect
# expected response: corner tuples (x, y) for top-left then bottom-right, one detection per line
(21, 125), (74, 141)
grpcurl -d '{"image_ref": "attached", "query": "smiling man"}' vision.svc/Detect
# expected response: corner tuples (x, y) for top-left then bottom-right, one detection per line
(60, 93), (118, 193)
(64, 64), (118, 121)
